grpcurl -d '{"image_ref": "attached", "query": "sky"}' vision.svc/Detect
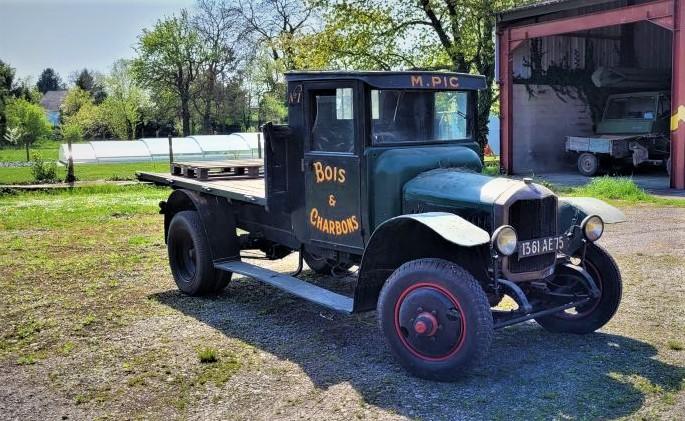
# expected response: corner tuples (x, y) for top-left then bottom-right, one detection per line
(0, 0), (195, 82)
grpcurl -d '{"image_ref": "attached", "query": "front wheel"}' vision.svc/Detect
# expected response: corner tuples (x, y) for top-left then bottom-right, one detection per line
(377, 258), (493, 381)
(535, 244), (622, 334)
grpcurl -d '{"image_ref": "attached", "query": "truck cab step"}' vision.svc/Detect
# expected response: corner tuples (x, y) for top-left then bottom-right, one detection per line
(214, 260), (354, 313)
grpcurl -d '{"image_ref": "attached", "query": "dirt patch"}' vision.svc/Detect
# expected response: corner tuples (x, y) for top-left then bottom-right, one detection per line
(1, 199), (683, 420)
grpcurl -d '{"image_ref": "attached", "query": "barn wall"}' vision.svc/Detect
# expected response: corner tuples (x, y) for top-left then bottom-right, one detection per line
(512, 84), (594, 174)
(512, 22), (672, 78)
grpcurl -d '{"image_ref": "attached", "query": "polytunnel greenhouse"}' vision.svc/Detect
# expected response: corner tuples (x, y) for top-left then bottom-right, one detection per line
(58, 134), (262, 164)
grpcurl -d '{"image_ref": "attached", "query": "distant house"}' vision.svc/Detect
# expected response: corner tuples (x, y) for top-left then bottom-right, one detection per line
(39, 90), (68, 126)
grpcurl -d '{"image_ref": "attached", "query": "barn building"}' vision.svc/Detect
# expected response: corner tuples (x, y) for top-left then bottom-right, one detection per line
(496, 0), (685, 189)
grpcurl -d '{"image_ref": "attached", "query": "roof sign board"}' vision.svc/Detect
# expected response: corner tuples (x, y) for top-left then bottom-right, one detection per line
(285, 71), (487, 91)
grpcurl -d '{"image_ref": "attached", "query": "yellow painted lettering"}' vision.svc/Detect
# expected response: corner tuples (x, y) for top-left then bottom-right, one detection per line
(411, 75), (423, 87)
(313, 162), (325, 183)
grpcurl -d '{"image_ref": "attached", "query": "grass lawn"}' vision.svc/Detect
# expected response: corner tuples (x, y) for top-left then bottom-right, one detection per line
(0, 161), (171, 185)
(0, 184), (683, 419)
(0, 140), (62, 162)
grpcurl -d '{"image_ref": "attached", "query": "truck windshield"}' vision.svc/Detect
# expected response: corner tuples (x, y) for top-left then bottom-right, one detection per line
(605, 96), (657, 120)
(370, 90), (471, 144)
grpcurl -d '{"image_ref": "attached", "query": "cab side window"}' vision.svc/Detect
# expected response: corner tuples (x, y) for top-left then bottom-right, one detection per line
(310, 88), (355, 153)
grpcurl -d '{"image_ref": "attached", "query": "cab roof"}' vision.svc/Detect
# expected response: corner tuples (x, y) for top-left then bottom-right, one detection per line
(285, 71), (487, 91)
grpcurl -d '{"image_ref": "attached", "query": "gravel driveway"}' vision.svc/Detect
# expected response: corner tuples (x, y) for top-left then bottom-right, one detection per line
(1, 202), (683, 420)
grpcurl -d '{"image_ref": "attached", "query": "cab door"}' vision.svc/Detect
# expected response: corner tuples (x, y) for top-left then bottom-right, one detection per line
(303, 81), (364, 252)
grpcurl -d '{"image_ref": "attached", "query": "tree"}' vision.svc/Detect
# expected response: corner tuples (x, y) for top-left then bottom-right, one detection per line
(132, 11), (204, 136)
(71, 69), (107, 104)
(235, 0), (319, 69)
(36, 68), (63, 93)
(313, 0), (527, 148)
(101, 60), (149, 140)
(0, 59), (15, 140)
(192, 0), (241, 134)
(61, 88), (109, 139)
(5, 97), (52, 160)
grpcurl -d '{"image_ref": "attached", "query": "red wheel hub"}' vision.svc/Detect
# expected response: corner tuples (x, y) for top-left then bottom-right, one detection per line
(394, 283), (466, 361)
(414, 312), (438, 336)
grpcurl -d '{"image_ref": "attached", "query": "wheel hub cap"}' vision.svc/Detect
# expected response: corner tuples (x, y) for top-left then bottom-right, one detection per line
(396, 285), (465, 360)
(413, 312), (438, 336)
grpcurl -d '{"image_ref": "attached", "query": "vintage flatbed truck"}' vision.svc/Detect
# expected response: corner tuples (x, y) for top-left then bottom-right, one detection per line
(139, 71), (626, 381)
(566, 91), (671, 176)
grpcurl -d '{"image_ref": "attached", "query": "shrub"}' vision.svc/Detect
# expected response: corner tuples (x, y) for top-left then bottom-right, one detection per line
(30, 154), (58, 183)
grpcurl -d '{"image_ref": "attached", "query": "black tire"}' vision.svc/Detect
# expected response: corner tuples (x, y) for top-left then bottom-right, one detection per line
(377, 258), (493, 381)
(535, 244), (622, 334)
(302, 249), (352, 275)
(168, 210), (231, 295)
(578, 153), (600, 177)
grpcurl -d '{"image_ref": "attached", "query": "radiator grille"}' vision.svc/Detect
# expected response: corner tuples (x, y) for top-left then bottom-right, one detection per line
(507, 197), (557, 274)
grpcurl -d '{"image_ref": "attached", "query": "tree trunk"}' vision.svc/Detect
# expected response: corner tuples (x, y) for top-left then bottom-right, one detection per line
(181, 97), (191, 136)
(66, 136), (75, 184)
(25, 141), (29, 161)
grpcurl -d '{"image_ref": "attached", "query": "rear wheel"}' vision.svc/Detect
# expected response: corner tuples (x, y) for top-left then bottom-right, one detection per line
(168, 210), (231, 295)
(578, 153), (600, 176)
(535, 244), (622, 334)
(377, 258), (493, 381)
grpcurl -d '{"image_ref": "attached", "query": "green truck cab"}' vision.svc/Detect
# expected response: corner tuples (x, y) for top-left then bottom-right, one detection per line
(566, 91), (672, 176)
(139, 71), (625, 381)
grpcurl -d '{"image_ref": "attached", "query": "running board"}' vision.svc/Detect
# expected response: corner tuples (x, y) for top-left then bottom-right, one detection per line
(214, 260), (354, 313)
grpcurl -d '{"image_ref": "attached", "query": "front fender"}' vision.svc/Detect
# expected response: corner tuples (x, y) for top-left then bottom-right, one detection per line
(352, 212), (490, 312)
(558, 197), (625, 255)
(558, 197), (626, 227)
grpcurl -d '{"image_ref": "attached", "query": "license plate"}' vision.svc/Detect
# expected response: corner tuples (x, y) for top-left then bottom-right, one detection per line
(517, 236), (565, 258)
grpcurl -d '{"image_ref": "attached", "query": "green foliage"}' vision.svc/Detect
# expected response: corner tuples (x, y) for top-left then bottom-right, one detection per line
(30, 154), (58, 183)
(131, 11), (202, 136)
(101, 60), (149, 140)
(5, 97), (52, 146)
(61, 123), (83, 144)
(36, 68), (63, 94)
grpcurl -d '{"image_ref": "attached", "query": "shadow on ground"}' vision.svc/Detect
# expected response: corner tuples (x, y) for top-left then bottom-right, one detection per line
(151, 273), (684, 420)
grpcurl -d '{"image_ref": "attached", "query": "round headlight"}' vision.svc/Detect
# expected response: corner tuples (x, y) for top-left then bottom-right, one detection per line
(492, 225), (518, 256)
(582, 215), (604, 242)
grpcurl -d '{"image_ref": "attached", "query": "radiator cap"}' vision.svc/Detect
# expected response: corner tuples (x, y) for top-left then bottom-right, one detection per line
(523, 177), (533, 185)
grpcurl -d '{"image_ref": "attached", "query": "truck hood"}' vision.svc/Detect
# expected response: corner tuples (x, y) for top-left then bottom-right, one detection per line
(403, 169), (554, 212)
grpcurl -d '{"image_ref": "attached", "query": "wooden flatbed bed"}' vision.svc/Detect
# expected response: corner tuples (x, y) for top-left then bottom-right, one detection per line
(137, 171), (266, 206)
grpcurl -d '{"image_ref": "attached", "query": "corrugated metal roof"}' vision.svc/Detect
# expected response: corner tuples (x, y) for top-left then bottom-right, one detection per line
(498, 0), (620, 23)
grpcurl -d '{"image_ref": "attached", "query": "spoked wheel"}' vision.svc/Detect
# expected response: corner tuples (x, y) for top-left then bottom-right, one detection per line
(535, 243), (622, 334)
(378, 258), (493, 381)
(168, 211), (231, 295)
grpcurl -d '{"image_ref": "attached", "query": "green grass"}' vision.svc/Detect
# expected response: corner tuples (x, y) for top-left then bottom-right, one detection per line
(0, 161), (170, 185)
(0, 140), (61, 162)
(0, 184), (168, 230)
(567, 177), (685, 207)
(197, 347), (219, 364)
